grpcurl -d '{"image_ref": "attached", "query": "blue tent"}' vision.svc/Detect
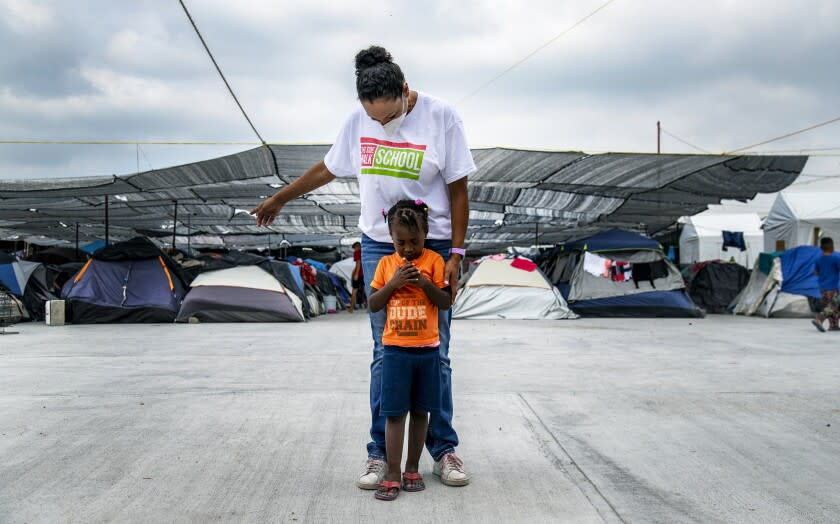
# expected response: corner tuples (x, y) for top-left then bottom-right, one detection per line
(81, 240), (108, 254)
(779, 246), (822, 299)
(565, 229), (662, 252)
(553, 229), (702, 318)
(62, 237), (186, 323)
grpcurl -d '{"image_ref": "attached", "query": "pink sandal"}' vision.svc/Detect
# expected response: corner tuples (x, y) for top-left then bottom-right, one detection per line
(374, 480), (401, 501)
(402, 472), (425, 492)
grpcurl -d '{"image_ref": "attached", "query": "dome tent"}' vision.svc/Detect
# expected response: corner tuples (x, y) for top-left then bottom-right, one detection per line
(176, 265), (305, 323)
(61, 237), (187, 323)
(453, 256), (575, 320)
(545, 229), (703, 318)
(733, 246), (822, 318)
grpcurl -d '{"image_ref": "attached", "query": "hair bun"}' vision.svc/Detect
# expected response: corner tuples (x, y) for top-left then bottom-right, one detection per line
(355, 45), (393, 73)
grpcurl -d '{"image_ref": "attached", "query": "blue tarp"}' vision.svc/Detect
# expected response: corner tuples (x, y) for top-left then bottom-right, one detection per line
(82, 240), (107, 254)
(305, 258), (329, 272)
(565, 229), (662, 252)
(779, 246), (822, 299)
(0, 263), (22, 295)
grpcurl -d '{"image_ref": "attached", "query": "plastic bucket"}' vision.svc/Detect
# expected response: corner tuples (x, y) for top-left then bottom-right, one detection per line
(324, 295), (338, 313)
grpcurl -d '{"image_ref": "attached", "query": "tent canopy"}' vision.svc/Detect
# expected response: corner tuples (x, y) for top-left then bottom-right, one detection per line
(0, 146), (806, 249)
(764, 192), (840, 251)
(565, 229), (662, 252)
(679, 212), (763, 266)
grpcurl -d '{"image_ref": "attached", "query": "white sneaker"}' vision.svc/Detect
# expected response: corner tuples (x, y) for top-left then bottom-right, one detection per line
(356, 457), (386, 490)
(433, 453), (470, 486)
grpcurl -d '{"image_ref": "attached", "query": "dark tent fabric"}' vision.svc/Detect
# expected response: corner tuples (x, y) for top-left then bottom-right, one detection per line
(61, 237), (187, 323)
(688, 263), (750, 314)
(0, 147), (807, 250)
(779, 246), (822, 299)
(93, 236), (193, 286)
(559, 289), (703, 318)
(565, 229), (662, 252)
(27, 247), (85, 265)
(0, 259), (57, 320)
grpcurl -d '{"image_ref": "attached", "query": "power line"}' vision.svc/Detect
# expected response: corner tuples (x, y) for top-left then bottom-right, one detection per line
(660, 128), (711, 154)
(726, 114), (840, 154)
(177, 0), (266, 145)
(458, 0), (620, 103)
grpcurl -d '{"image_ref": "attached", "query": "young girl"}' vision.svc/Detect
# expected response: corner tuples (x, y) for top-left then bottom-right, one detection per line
(368, 199), (452, 501)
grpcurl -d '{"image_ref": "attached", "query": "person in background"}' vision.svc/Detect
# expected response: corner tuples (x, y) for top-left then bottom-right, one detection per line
(812, 237), (840, 332)
(348, 241), (364, 312)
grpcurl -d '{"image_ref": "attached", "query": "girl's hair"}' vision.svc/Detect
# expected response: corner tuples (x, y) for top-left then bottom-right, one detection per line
(385, 199), (430, 235)
(355, 45), (405, 102)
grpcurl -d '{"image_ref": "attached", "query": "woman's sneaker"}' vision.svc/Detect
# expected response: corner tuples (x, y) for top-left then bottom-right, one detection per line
(357, 457), (386, 490)
(433, 453), (470, 486)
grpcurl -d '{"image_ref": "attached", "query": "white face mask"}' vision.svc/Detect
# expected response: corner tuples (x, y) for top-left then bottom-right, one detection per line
(381, 97), (407, 137)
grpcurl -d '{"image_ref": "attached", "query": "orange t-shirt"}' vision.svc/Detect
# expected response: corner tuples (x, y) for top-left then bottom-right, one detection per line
(371, 249), (447, 347)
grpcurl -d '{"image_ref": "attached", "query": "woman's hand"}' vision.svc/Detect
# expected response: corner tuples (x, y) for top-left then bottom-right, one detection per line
(250, 194), (286, 227)
(444, 255), (462, 304)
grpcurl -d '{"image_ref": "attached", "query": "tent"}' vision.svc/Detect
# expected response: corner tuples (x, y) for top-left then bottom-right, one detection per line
(329, 257), (356, 294)
(545, 229), (704, 317)
(61, 237), (187, 323)
(679, 213), (763, 267)
(764, 192), (840, 252)
(687, 262), (750, 314)
(733, 246), (822, 318)
(176, 265), (305, 323)
(453, 256), (575, 320)
(0, 257), (57, 321)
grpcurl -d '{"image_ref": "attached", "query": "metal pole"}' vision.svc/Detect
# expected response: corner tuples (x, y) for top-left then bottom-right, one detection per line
(75, 223), (79, 258)
(172, 200), (178, 251)
(267, 231), (271, 255)
(187, 214), (191, 255)
(657, 120), (661, 154)
(535, 222), (540, 247)
(104, 195), (110, 245)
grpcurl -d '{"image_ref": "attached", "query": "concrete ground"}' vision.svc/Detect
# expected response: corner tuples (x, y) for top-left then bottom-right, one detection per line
(0, 314), (838, 523)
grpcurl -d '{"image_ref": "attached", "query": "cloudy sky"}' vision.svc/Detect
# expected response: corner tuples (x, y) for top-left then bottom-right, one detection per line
(2, 0), (839, 208)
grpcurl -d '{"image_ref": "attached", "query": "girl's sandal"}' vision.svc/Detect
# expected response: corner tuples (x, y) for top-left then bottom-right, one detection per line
(402, 472), (426, 492)
(374, 480), (401, 501)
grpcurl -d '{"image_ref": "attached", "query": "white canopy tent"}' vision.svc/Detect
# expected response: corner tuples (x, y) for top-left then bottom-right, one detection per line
(679, 212), (763, 267)
(764, 192), (840, 252)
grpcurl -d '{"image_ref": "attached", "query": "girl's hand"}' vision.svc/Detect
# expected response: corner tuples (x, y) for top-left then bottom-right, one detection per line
(390, 264), (420, 289)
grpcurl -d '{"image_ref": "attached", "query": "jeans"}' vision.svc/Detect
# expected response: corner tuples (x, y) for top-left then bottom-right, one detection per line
(361, 234), (459, 461)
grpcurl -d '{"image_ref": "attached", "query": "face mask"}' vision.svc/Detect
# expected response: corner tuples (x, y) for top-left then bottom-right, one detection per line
(381, 97), (407, 137)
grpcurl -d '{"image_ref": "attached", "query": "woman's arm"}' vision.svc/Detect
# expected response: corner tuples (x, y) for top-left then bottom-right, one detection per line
(445, 177), (469, 302)
(250, 160), (336, 227)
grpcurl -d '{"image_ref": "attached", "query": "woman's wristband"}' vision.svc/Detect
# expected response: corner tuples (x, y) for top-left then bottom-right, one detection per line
(449, 247), (466, 257)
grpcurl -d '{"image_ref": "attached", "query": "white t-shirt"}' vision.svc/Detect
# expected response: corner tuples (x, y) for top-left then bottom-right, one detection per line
(324, 92), (476, 243)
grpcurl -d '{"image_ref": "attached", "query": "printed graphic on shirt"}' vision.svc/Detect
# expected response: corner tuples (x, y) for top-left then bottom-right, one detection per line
(387, 296), (429, 338)
(360, 137), (426, 180)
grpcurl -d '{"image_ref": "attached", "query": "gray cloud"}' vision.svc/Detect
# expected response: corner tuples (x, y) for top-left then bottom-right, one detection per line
(0, 0), (838, 202)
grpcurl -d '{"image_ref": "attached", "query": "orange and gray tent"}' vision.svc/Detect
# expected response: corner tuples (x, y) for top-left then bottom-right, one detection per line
(176, 265), (305, 323)
(60, 237), (187, 323)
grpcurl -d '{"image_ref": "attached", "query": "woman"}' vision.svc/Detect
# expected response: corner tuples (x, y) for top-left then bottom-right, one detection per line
(251, 45), (473, 489)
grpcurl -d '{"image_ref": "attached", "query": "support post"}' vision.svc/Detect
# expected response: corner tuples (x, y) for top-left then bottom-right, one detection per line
(657, 120), (661, 154)
(104, 195), (110, 245)
(75, 223), (79, 258)
(172, 200), (178, 252)
(187, 214), (191, 255)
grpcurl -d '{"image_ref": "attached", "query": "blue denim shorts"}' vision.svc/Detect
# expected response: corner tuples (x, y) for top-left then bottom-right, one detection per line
(380, 345), (441, 417)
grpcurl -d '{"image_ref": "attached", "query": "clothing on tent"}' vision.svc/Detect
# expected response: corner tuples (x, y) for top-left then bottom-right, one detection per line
(722, 231), (747, 252)
(583, 252), (611, 277)
(632, 260), (670, 289)
(610, 261), (632, 282)
(511, 258), (537, 272)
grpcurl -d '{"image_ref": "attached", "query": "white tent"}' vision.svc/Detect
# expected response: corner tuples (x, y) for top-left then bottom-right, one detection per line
(329, 257), (356, 294)
(679, 213), (763, 267)
(452, 258), (575, 320)
(764, 192), (840, 252)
